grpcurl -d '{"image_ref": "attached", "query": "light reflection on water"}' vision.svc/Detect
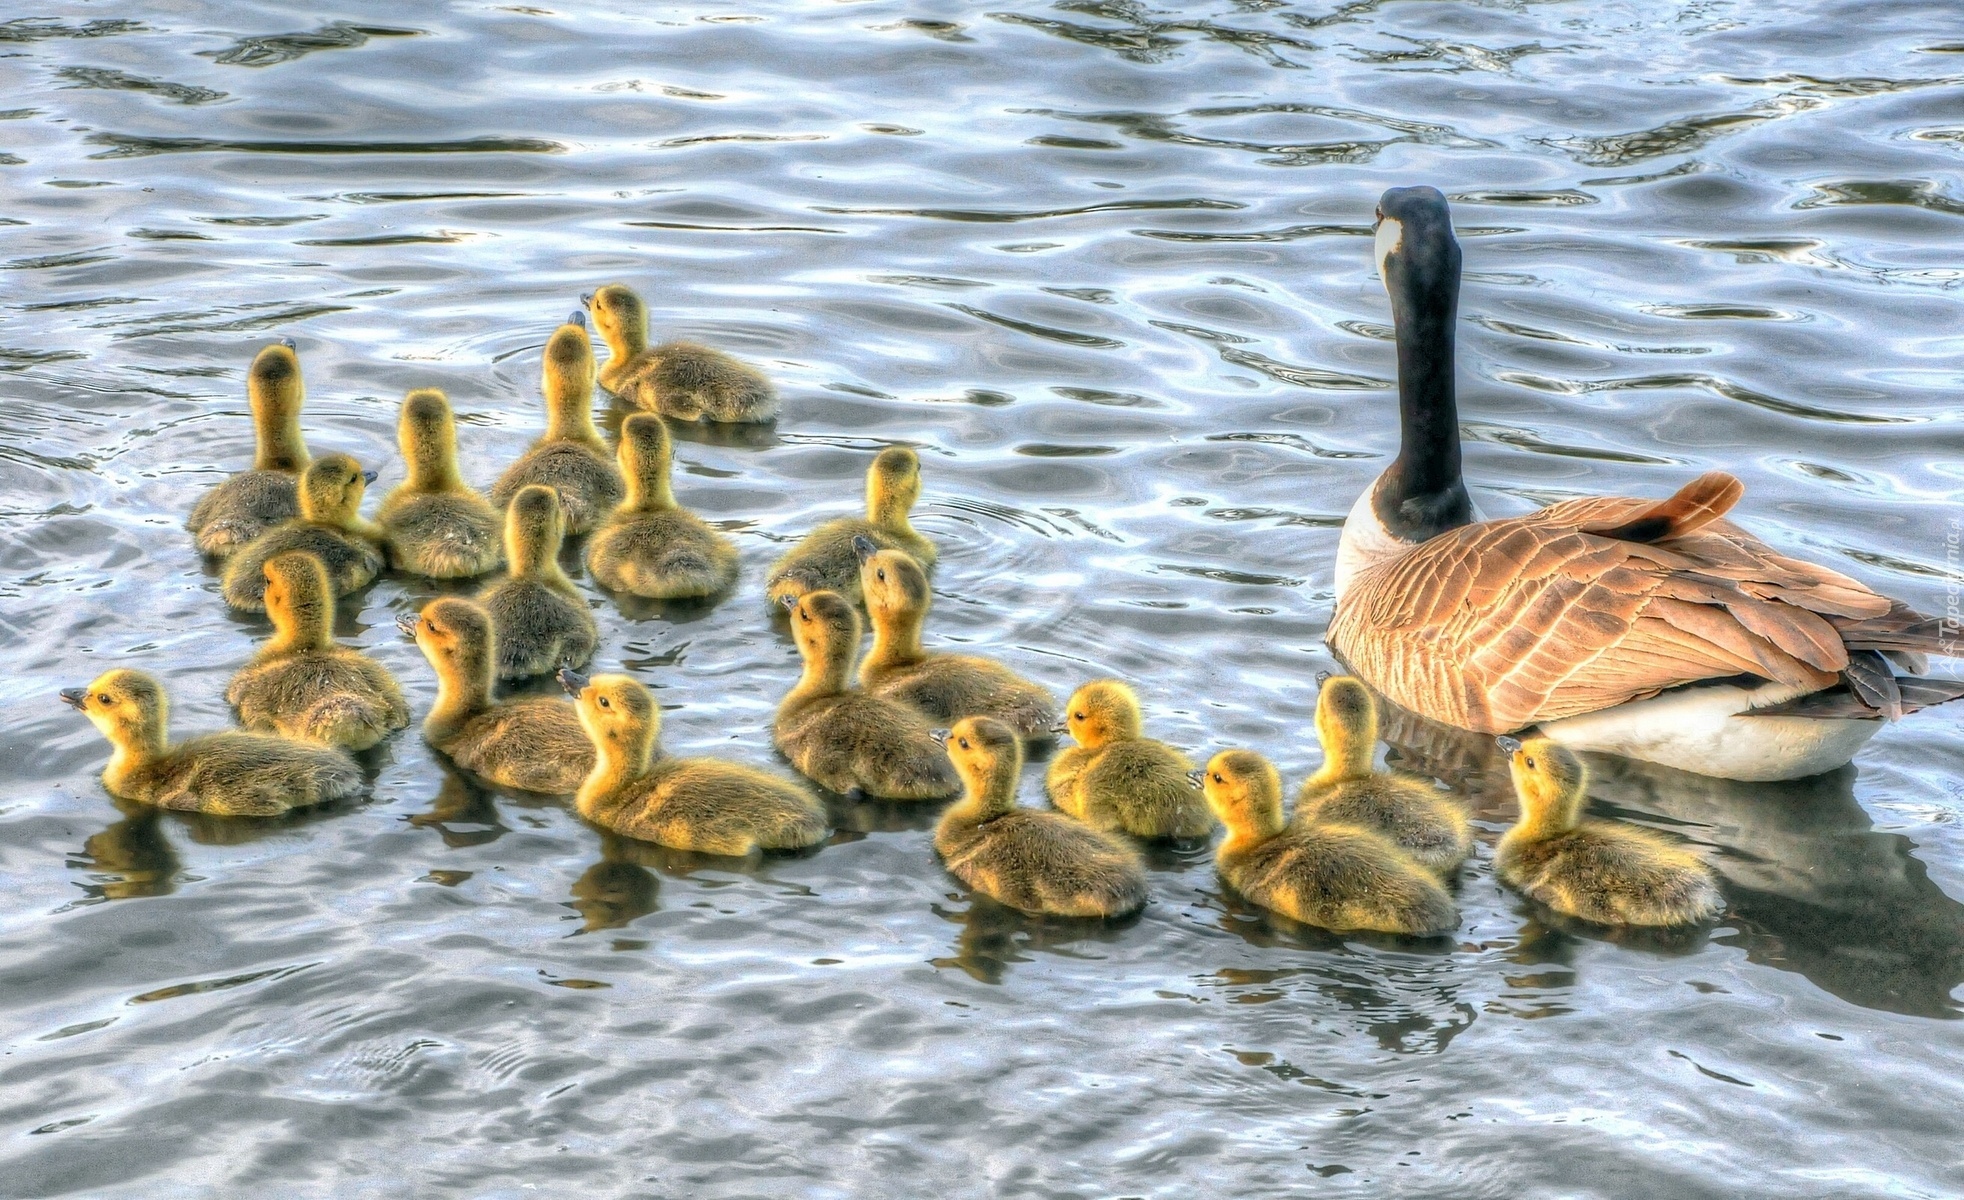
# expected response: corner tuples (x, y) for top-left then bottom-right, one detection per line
(2, 0), (1962, 1194)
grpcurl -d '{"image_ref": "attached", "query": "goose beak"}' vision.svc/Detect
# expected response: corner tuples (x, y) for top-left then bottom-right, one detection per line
(567, 311), (587, 329)
(852, 535), (878, 563)
(778, 593), (799, 611)
(396, 612), (420, 638)
(1495, 735), (1523, 755)
(59, 687), (87, 711)
(279, 337), (297, 349)
(557, 666), (589, 697)
(929, 728), (950, 746)
(361, 470), (378, 485)
(1186, 767), (1206, 788)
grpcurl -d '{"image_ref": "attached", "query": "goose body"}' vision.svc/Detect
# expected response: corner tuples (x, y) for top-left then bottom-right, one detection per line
(378, 389), (502, 579)
(1046, 680), (1211, 840)
(222, 453), (384, 612)
(402, 597), (592, 793)
(227, 551), (410, 750)
(587, 284), (778, 424)
(65, 669), (360, 815)
(1294, 676), (1471, 876)
(477, 485), (597, 679)
(565, 670), (827, 855)
(935, 717), (1147, 918)
(585, 412), (739, 599)
(489, 314), (625, 534)
(187, 340), (310, 559)
(1328, 186), (1961, 781)
(766, 446), (934, 608)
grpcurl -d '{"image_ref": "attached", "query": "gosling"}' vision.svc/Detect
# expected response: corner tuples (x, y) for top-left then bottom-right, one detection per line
(222, 452), (384, 612)
(772, 589), (959, 800)
(227, 551), (410, 750)
(377, 388), (502, 579)
(477, 485), (597, 680)
(1295, 676), (1472, 876)
(1496, 737), (1723, 927)
(400, 596), (593, 794)
(564, 669), (827, 855)
(935, 717), (1148, 918)
(766, 446), (934, 607)
(855, 539), (1057, 740)
(187, 339), (311, 559)
(1199, 750), (1458, 936)
(586, 283), (778, 423)
(585, 412), (739, 599)
(1046, 680), (1211, 840)
(488, 313), (625, 534)
(63, 668), (360, 815)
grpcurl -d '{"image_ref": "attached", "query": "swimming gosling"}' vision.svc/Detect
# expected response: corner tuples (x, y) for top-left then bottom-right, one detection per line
(400, 596), (593, 794)
(489, 313), (625, 534)
(563, 669), (827, 855)
(64, 668), (360, 815)
(477, 485), (597, 680)
(1295, 675), (1472, 876)
(855, 539), (1057, 739)
(766, 446), (935, 607)
(1496, 736), (1723, 927)
(1046, 680), (1211, 840)
(188, 339), (311, 559)
(934, 717), (1148, 918)
(378, 388), (502, 579)
(222, 452), (384, 612)
(227, 551), (410, 750)
(1199, 750), (1458, 936)
(585, 412), (738, 599)
(773, 589), (959, 799)
(585, 283), (778, 423)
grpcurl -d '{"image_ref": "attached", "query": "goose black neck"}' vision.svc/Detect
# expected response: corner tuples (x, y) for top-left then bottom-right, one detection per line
(1377, 245), (1472, 539)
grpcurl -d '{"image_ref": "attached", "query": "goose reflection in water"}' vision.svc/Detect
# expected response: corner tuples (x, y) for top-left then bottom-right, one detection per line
(69, 797), (180, 905)
(1369, 682), (1964, 1018)
(407, 766), (512, 850)
(931, 892), (1141, 986)
(567, 830), (824, 936)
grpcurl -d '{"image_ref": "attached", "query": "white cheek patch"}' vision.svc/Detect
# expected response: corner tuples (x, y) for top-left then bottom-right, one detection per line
(1374, 216), (1404, 284)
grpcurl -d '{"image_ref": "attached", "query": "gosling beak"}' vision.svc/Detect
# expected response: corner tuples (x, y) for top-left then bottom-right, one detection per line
(1315, 669), (1332, 685)
(1186, 767), (1206, 788)
(279, 337), (297, 349)
(59, 687), (87, 711)
(361, 470), (378, 485)
(557, 666), (589, 697)
(778, 593), (798, 611)
(929, 728), (950, 746)
(1049, 719), (1069, 737)
(579, 292), (594, 308)
(1495, 735), (1523, 755)
(567, 311), (586, 329)
(851, 535), (878, 564)
(396, 612), (419, 638)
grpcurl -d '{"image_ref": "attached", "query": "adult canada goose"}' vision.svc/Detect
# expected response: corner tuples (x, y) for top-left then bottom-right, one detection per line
(1327, 185), (1963, 781)
(186, 339), (310, 559)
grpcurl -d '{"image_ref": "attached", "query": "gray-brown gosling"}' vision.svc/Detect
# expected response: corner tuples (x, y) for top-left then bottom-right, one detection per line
(855, 539), (1057, 740)
(378, 388), (502, 579)
(1495, 736), (1724, 927)
(1198, 750), (1458, 936)
(1295, 675), (1472, 876)
(772, 589), (959, 800)
(765, 446), (934, 608)
(1046, 680), (1211, 840)
(222, 452), (384, 612)
(585, 283), (778, 424)
(476, 485), (597, 680)
(489, 313), (625, 534)
(227, 551), (410, 751)
(188, 339), (311, 559)
(562, 669), (828, 855)
(585, 412), (739, 599)
(63, 668), (360, 815)
(398, 596), (593, 794)
(934, 716), (1148, 919)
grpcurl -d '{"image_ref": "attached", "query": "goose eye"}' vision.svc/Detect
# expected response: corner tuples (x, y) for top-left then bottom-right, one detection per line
(958, 738), (969, 750)
(1073, 712), (1085, 721)
(599, 697), (610, 709)
(1212, 773), (1223, 784)
(98, 693), (112, 705)
(876, 570), (886, 581)
(1525, 757), (1536, 769)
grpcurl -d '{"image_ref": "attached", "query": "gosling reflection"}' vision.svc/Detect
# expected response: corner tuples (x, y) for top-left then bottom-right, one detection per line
(568, 837), (661, 934)
(407, 766), (511, 850)
(931, 892), (1141, 985)
(71, 797), (179, 903)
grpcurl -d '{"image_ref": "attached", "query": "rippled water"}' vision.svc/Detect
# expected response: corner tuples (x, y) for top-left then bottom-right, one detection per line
(4, 1), (1963, 1194)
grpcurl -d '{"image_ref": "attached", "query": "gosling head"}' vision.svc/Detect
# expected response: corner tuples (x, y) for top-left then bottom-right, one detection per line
(1374, 184), (1459, 310)
(1059, 679), (1143, 749)
(940, 715), (1021, 809)
(619, 411), (672, 473)
(299, 452), (374, 525)
(262, 550), (334, 649)
(62, 668), (167, 752)
(786, 589), (860, 673)
(397, 388), (460, 483)
(1195, 748), (1281, 839)
(865, 446), (922, 524)
(586, 283), (647, 353)
(562, 669), (660, 766)
(1499, 735), (1588, 834)
(403, 596), (493, 684)
(543, 315), (596, 406)
(247, 340), (307, 470)
(857, 541), (930, 624)
(506, 484), (565, 572)
(1314, 674), (1378, 777)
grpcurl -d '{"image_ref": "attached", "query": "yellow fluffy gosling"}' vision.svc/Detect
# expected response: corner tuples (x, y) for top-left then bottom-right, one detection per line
(586, 283), (778, 423)
(188, 339), (311, 559)
(1047, 680), (1211, 840)
(476, 485), (597, 680)
(222, 452), (383, 612)
(585, 412), (739, 599)
(489, 313), (624, 534)
(766, 446), (934, 607)
(378, 388), (502, 579)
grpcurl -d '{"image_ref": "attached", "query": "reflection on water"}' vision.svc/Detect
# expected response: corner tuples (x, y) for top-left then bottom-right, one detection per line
(3, 0), (1962, 1193)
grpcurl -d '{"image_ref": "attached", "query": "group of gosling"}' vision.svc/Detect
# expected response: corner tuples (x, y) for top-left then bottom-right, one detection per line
(62, 282), (1723, 937)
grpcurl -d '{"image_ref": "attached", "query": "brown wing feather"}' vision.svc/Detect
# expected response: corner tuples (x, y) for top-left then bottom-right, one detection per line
(1330, 473), (1902, 732)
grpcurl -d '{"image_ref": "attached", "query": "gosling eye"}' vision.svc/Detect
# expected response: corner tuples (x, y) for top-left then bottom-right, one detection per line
(958, 738), (969, 750)
(1212, 772), (1223, 784)
(1073, 712), (1085, 721)
(1525, 757), (1536, 769)
(598, 697), (610, 709)
(876, 570), (886, 581)
(98, 693), (113, 705)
